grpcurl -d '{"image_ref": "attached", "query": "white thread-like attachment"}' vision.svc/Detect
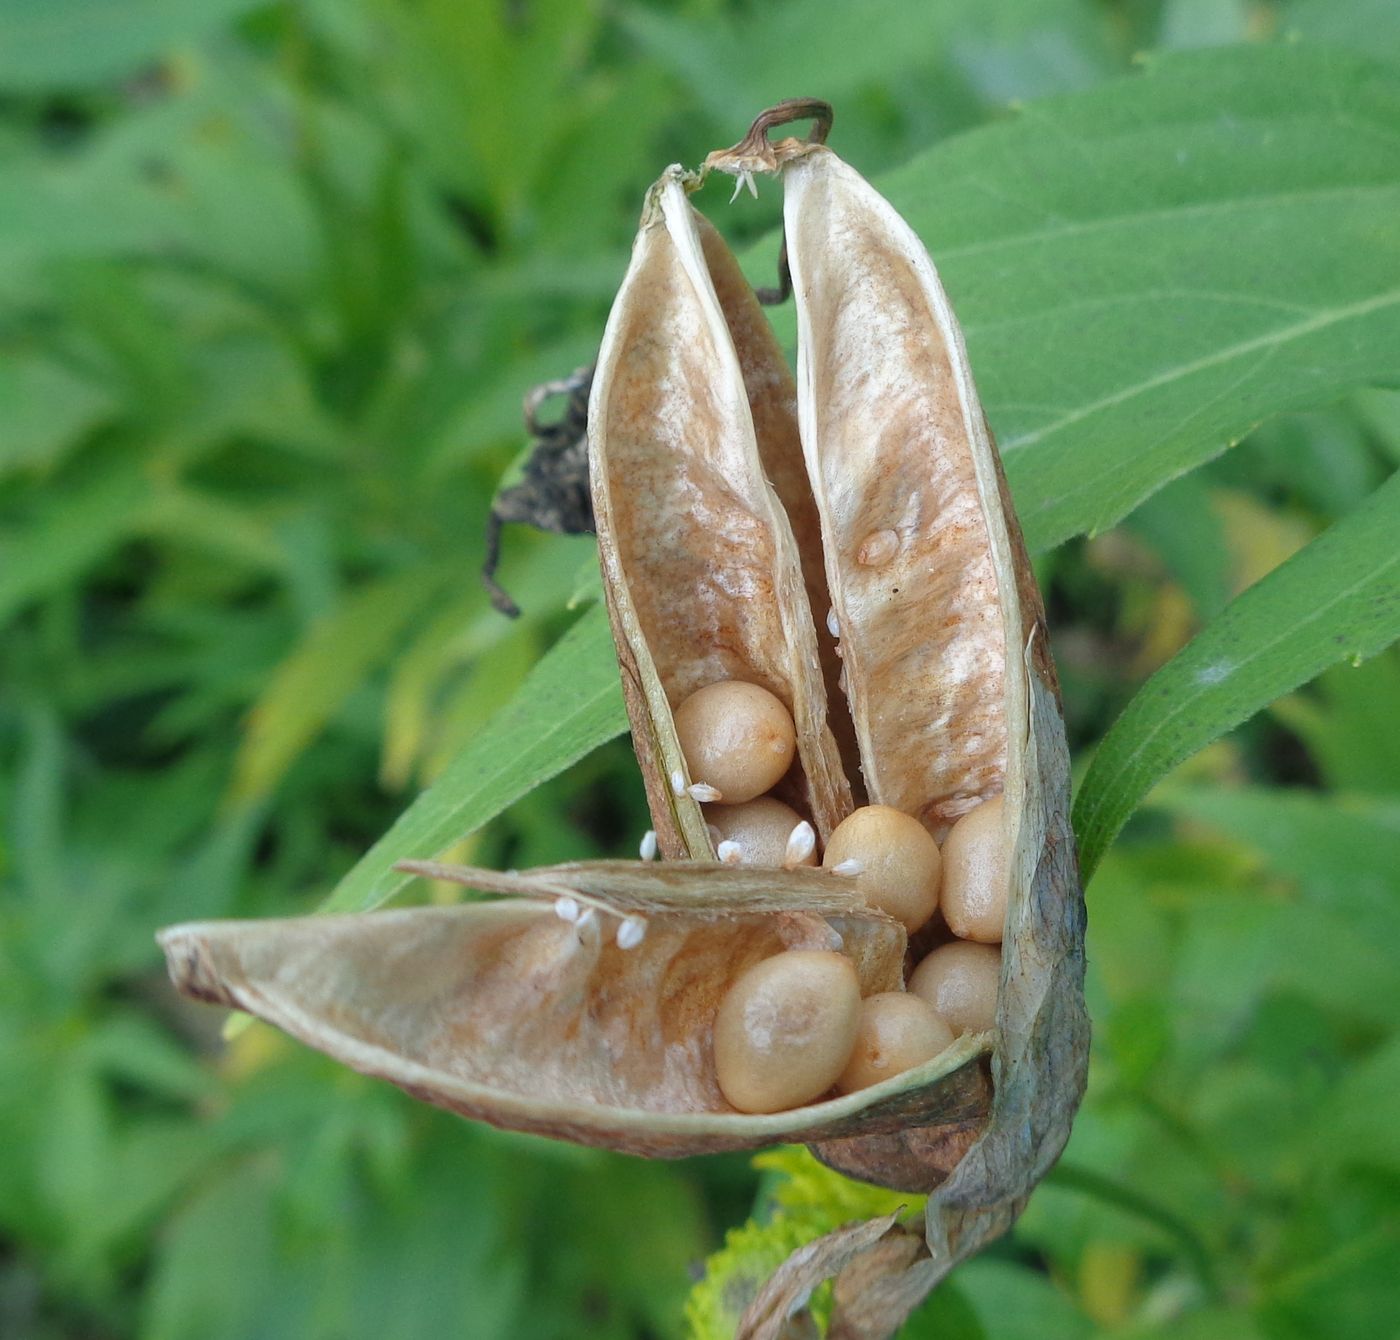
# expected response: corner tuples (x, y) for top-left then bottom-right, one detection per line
(783, 821), (817, 868)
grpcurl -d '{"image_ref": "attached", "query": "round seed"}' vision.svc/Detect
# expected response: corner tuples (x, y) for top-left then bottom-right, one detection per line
(705, 797), (817, 868)
(940, 795), (1007, 943)
(908, 941), (1000, 1035)
(821, 805), (942, 933)
(673, 680), (797, 805)
(713, 950), (861, 1114)
(836, 992), (954, 1094)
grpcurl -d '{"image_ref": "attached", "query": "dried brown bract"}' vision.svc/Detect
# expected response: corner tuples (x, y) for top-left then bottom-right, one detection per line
(158, 99), (1088, 1335)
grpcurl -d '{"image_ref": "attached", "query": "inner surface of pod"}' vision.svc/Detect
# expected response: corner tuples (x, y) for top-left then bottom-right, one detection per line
(589, 169), (850, 850)
(782, 146), (1024, 838)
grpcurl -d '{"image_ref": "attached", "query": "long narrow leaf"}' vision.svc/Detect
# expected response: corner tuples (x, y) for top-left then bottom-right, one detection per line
(229, 569), (446, 804)
(320, 602), (627, 914)
(1073, 470), (1400, 881)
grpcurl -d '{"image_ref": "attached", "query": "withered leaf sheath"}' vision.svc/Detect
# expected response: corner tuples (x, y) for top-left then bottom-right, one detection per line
(157, 104), (1087, 1336)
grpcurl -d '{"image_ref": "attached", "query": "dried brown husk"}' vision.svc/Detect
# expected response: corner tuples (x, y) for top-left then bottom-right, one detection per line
(156, 104), (1086, 1336)
(589, 168), (852, 855)
(698, 111), (1087, 1329)
(158, 863), (990, 1157)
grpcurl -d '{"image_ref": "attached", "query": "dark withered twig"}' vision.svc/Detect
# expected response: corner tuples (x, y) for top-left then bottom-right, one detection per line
(755, 234), (792, 306)
(481, 363), (595, 617)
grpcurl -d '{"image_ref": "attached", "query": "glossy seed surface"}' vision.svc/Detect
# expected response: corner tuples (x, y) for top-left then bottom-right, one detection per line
(940, 795), (1007, 943)
(822, 804), (942, 933)
(909, 940), (1000, 1035)
(674, 680), (798, 805)
(836, 992), (954, 1094)
(714, 949), (861, 1113)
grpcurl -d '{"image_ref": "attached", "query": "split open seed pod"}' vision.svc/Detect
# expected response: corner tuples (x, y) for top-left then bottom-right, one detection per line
(161, 863), (989, 1157)
(157, 100), (1087, 1336)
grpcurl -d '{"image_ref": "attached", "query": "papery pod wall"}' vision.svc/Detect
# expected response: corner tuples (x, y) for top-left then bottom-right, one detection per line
(158, 100), (1088, 1340)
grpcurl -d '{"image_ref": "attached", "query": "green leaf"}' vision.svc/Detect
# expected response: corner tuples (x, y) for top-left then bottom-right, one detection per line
(1282, 0), (1400, 62)
(624, 0), (1113, 134)
(0, 0), (268, 91)
(1151, 784), (1400, 895)
(320, 602), (626, 913)
(1123, 473), (1232, 619)
(747, 44), (1400, 552)
(931, 1259), (1089, 1340)
(0, 459), (148, 630)
(1073, 469), (1400, 880)
(1271, 649), (1400, 793)
(1312, 1035), (1400, 1175)
(0, 354), (116, 475)
(229, 569), (447, 804)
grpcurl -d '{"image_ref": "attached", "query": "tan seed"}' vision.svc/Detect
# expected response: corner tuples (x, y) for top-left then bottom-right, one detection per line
(822, 804), (942, 933)
(908, 941), (1000, 1035)
(714, 950), (861, 1114)
(705, 797), (817, 867)
(941, 795), (1008, 943)
(836, 992), (953, 1094)
(673, 680), (797, 805)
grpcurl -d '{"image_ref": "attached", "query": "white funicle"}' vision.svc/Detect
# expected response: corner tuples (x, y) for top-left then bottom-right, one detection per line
(616, 916), (647, 950)
(784, 820), (817, 868)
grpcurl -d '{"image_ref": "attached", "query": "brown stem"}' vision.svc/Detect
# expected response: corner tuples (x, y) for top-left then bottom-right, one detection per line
(755, 234), (792, 306)
(732, 98), (834, 158)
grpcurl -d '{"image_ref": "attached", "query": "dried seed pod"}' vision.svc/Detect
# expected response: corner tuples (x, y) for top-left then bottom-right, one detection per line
(705, 102), (1086, 1333)
(160, 863), (990, 1155)
(589, 167), (852, 855)
(158, 100), (1086, 1337)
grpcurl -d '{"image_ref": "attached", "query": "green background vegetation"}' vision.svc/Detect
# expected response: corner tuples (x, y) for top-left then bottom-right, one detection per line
(2, 1), (1399, 1336)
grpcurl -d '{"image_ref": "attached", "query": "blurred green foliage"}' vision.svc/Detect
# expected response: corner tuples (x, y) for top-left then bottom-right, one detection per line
(2, 1), (1399, 1337)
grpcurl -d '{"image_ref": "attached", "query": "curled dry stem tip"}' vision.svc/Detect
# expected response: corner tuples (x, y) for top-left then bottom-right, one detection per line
(702, 98), (834, 183)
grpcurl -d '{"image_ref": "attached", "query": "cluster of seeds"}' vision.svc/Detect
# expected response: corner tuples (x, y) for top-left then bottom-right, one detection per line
(662, 675), (1008, 1114)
